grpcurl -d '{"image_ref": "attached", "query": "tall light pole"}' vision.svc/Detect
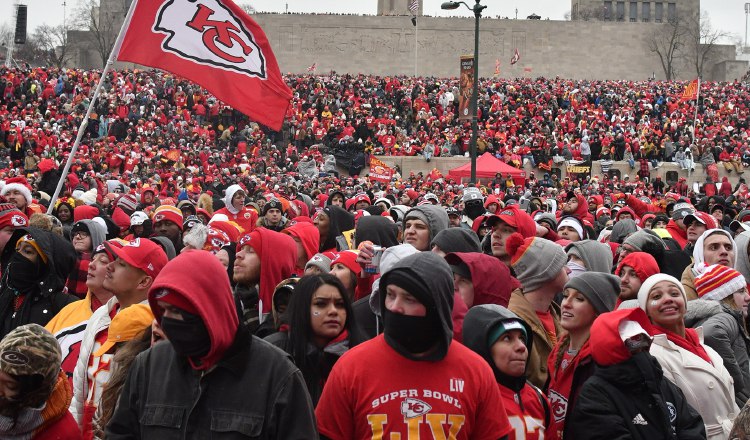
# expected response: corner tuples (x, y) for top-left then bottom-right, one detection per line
(442, 0), (486, 184)
(745, 3), (750, 50)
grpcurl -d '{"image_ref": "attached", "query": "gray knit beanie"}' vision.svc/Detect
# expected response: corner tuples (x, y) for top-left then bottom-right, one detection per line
(507, 233), (567, 292)
(305, 253), (332, 274)
(431, 228), (481, 254)
(564, 272), (620, 314)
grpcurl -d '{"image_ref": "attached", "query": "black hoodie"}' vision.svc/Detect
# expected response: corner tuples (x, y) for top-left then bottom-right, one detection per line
(463, 304), (534, 393)
(378, 252), (454, 361)
(320, 205), (354, 252)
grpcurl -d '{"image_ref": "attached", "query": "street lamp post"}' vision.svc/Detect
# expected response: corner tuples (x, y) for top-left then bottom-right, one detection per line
(745, 3), (750, 50)
(442, 0), (486, 184)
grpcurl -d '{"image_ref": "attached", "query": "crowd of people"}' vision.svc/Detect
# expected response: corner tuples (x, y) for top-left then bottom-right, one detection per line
(3, 64), (750, 438)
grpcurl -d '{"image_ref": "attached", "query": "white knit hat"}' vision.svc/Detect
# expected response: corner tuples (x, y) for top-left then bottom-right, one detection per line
(637, 273), (686, 311)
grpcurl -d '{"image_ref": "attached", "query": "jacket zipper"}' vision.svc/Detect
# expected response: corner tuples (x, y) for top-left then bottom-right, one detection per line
(184, 370), (205, 437)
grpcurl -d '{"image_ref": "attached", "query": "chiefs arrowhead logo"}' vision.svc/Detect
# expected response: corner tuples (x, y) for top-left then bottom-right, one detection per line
(127, 238), (142, 248)
(10, 215), (27, 227)
(400, 398), (431, 419)
(153, 0), (267, 78)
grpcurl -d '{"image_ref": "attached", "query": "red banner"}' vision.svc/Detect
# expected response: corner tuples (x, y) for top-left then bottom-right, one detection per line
(116, 0), (292, 130)
(458, 55), (474, 121)
(680, 79), (699, 102)
(369, 157), (394, 183)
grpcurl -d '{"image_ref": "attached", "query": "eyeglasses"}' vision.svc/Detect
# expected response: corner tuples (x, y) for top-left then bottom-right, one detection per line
(73, 231), (90, 239)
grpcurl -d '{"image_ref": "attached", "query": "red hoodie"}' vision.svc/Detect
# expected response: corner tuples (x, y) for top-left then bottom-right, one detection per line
(445, 252), (520, 307)
(590, 308), (654, 367)
(283, 222), (320, 275)
(148, 250), (239, 371)
(248, 228), (298, 314)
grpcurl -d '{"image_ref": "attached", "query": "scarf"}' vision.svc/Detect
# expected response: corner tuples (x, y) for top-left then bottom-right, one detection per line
(653, 325), (713, 365)
(547, 337), (592, 440)
(0, 372), (72, 440)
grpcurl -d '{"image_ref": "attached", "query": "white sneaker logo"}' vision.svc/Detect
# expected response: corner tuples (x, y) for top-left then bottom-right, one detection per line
(632, 414), (648, 425)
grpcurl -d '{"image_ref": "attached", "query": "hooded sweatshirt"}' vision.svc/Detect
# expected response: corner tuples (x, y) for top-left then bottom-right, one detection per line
(565, 240), (613, 273)
(213, 184), (258, 233)
(283, 222), (320, 275)
(148, 250), (239, 371)
(249, 228), (298, 315)
(319, 205), (355, 253)
(463, 304), (549, 439)
(378, 252), (454, 361)
(402, 204), (449, 250)
(445, 252), (520, 307)
(354, 216), (399, 248)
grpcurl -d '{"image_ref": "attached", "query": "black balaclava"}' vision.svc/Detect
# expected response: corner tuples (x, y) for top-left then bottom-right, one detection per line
(381, 269), (442, 361)
(464, 199), (485, 220)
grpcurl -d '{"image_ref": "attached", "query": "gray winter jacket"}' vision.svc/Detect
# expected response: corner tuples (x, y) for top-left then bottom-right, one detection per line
(685, 299), (750, 407)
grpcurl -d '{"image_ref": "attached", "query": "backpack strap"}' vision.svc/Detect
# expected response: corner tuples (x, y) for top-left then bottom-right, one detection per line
(528, 382), (551, 429)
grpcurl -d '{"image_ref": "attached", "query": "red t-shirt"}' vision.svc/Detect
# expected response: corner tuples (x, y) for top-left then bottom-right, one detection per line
(535, 310), (557, 346)
(500, 383), (548, 440)
(315, 335), (512, 440)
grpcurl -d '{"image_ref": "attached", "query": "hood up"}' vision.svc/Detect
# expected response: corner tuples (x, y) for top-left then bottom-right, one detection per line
(149, 250), (239, 371)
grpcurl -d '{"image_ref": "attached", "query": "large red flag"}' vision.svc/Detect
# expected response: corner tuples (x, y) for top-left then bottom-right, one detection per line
(116, 0), (291, 131)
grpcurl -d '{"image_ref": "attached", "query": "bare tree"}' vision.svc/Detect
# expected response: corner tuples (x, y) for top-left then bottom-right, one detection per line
(683, 12), (734, 78)
(33, 24), (71, 68)
(646, 17), (687, 80)
(570, 4), (608, 21)
(72, 0), (129, 67)
(239, 3), (256, 14)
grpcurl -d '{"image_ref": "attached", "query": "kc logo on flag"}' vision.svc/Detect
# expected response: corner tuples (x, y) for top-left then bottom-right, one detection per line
(117, 0), (292, 130)
(156, 0), (266, 78)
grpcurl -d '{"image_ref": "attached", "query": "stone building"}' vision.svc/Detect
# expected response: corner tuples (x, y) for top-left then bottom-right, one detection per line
(68, 0), (746, 81)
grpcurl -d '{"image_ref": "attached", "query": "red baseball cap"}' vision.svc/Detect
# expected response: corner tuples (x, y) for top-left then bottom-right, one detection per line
(486, 206), (537, 238)
(104, 238), (168, 278)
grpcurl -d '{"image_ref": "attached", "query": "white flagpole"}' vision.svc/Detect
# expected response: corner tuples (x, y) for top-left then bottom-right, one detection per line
(47, 0), (140, 213)
(692, 78), (701, 143)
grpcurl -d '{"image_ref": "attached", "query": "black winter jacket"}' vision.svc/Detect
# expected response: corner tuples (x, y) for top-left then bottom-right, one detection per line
(0, 227), (77, 338)
(106, 326), (318, 439)
(568, 353), (706, 440)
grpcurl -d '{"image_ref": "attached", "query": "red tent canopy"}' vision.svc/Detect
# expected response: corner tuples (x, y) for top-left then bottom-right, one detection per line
(448, 152), (526, 185)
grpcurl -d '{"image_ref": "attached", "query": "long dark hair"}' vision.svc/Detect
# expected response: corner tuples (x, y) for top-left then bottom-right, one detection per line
(287, 274), (352, 381)
(94, 327), (153, 438)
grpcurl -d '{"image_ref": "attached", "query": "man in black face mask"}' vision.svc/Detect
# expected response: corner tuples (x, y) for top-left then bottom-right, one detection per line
(316, 252), (512, 439)
(107, 250), (317, 439)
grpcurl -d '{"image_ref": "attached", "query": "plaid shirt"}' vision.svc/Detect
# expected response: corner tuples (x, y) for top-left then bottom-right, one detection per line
(66, 254), (90, 299)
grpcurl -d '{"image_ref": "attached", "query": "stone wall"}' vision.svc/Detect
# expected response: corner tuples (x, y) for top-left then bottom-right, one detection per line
(252, 13), (745, 81)
(369, 156), (744, 190)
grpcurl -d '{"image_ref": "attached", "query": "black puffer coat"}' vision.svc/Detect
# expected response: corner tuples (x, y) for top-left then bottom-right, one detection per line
(0, 227), (78, 338)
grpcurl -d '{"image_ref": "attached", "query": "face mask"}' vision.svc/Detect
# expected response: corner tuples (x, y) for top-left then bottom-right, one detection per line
(7, 253), (42, 292)
(464, 201), (485, 220)
(160, 311), (211, 360)
(383, 309), (440, 355)
(566, 260), (586, 279)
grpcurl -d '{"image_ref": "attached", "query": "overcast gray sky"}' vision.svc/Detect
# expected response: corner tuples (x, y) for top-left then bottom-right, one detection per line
(2, 1), (748, 51)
